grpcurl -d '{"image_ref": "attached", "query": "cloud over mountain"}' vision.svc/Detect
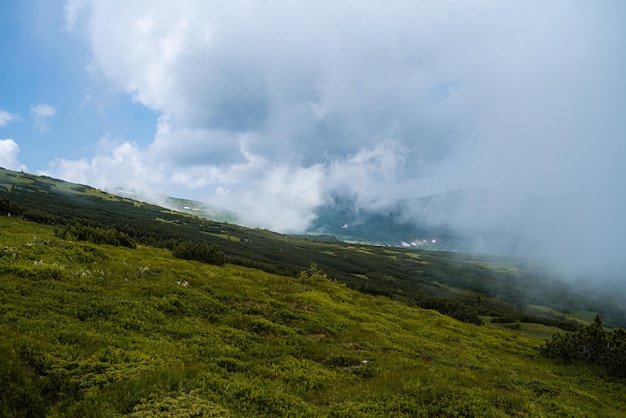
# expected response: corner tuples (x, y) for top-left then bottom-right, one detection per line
(47, 1), (626, 277)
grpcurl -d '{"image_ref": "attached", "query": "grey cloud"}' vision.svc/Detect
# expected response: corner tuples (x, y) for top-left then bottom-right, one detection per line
(149, 117), (252, 166)
(62, 1), (626, 279)
(84, 0), (483, 164)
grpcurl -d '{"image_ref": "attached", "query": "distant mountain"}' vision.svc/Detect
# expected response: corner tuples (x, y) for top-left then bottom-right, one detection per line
(112, 188), (239, 224)
(307, 189), (574, 255)
(163, 196), (239, 224)
(306, 193), (460, 250)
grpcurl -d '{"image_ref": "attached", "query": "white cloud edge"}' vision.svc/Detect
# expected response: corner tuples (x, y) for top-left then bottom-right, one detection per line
(30, 102), (57, 133)
(0, 138), (28, 171)
(0, 109), (18, 127)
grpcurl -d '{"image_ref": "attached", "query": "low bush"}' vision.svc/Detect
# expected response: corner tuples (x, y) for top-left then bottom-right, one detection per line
(171, 241), (225, 266)
(542, 315), (626, 377)
(55, 223), (136, 249)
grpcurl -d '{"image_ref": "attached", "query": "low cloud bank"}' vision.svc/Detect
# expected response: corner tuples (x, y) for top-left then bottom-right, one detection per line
(400, 189), (626, 281)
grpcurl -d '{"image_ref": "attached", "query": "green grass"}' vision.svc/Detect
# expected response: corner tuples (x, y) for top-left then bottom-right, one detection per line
(485, 317), (563, 339)
(1, 216), (626, 417)
(3, 167), (624, 330)
(467, 260), (523, 275)
(526, 304), (596, 325)
(205, 232), (241, 242)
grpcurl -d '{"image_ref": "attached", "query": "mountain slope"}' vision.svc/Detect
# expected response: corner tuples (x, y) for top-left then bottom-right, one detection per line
(1, 167), (624, 328)
(2, 216), (626, 416)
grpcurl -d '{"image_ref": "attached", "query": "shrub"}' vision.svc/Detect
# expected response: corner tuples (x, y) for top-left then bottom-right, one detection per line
(0, 342), (47, 417)
(171, 241), (225, 266)
(542, 315), (626, 377)
(54, 223), (136, 248)
(297, 262), (329, 283)
(419, 298), (484, 326)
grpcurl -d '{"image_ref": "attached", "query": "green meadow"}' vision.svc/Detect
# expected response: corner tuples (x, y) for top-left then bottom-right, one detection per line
(2, 216), (626, 417)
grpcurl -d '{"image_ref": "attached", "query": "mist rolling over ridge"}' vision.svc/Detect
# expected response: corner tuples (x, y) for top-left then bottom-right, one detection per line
(1, 1), (624, 288)
(306, 188), (626, 286)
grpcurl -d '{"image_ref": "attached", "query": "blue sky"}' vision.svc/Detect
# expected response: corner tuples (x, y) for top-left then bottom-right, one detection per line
(0, 0), (157, 169)
(1, 1), (625, 277)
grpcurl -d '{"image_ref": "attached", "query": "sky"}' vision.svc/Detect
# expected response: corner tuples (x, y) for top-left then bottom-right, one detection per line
(1, 1), (625, 278)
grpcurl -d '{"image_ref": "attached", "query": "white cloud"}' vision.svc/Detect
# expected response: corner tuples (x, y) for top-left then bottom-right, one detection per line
(75, 1), (626, 192)
(0, 109), (17, 127)
(43, 137), (167, 204)
(56, 1), (626, 275)
(44, 135), (325, 232)
(31, 103), (56, 117)
(148, 115), (251, 166)
(0, 139), (27, 171)
(64, 0), (88, 31)
(212, 162), (326, 232)
(30, 103), (56, 133)
(320, 138), (414, 210)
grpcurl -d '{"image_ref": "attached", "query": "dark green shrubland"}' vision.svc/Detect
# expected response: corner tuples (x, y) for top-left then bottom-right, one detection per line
(170, 241), (226, 266)
(542, 315), (626, 377)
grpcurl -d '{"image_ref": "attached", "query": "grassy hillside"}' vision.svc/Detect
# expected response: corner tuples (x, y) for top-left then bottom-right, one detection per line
(2, 216), (626, 417)
(1, 167), (624, 329)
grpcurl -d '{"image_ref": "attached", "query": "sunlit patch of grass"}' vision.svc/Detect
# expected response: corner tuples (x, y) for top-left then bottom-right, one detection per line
(405, 252), (422, 260)
(485, 317), (563, 339)
(467, 260), (523, 274)
(351, 273), (368, 280)
(525, 304), (593, 325)
(346, 247), (375, 255)
(205, 232), (241, 242)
